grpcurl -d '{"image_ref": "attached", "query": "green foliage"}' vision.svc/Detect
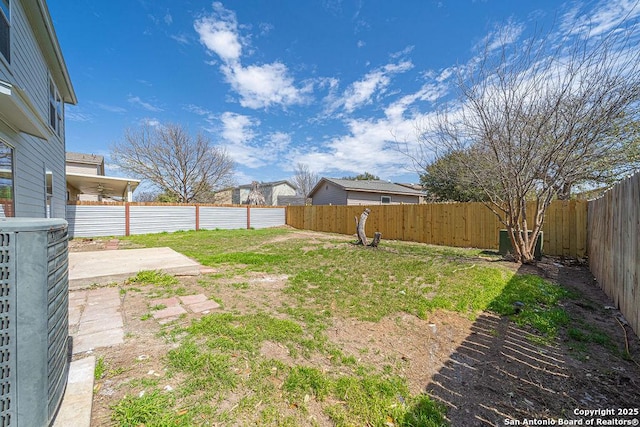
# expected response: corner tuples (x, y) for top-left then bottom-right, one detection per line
(167, 341), (238, 393)
(202, 252), (287, 267)
(94, 357), (106, 380)
(341, 171), (380, 180)
(420, 149), (489, 202)
(126, 270), (179, 287)
(111, 390), (188, 426)
(283, 366), (331, 400)
(488, 274), (570, 339)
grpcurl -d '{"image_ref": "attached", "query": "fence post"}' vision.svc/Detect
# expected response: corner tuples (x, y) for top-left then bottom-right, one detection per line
(195, 204), (200, 231)
(125, 203), (130, 236)
(247, 205), (251, 229)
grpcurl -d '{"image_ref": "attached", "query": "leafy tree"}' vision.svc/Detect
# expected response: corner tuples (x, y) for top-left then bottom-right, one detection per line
(342, 172), (380, 180)
(411, 23), (640, 263)
(111, 124), (235, 203)
(420, 149), (488, 202)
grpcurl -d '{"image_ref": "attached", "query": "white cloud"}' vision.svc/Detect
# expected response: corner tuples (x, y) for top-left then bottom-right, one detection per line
(194, 3), (242, 62)
(140, 117), (161, 128)
(171, 34), (190, 45)
(194, 2), (309, 110)
(65, 106), (92, 122)
(221, 62), (309, 109)
(220, 111), (258, 144)
(217, 112), (293, 168)
(477, 19), (525, 53)
(333, 60), (413, 113)
(127, 95), (163, 112)
(164, 12), (173, 25)
(291, 104), (435, 179)
(384, 82), (448, 120)
(93, 102), (127, 114)
(265, 131), (291, 153)
(259, 22), (274, 36)
(561, 0), (640, 38)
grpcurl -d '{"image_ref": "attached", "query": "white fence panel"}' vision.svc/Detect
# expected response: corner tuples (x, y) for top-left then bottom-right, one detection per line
(66, 205), (126, 238)
(129, 206), (196, 235)
(199, 207), (247, 230)
(251, 208), (285, 229)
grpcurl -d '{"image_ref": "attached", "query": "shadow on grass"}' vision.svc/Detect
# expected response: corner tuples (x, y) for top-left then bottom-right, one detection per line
(424, 264), (576, 426)
(426, 312), (570, 426)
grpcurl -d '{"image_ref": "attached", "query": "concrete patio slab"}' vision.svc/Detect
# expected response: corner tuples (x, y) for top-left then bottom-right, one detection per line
(73, 329), (124, 354)
(69, 247), (201, 289)
(53, 356), (95, 427)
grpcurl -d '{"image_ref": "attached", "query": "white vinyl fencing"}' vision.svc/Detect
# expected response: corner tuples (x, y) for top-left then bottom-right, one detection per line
(66, 203), (285, 238)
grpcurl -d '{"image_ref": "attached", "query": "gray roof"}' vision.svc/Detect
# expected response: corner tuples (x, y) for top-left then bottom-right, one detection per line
(311, 178), (423, 196)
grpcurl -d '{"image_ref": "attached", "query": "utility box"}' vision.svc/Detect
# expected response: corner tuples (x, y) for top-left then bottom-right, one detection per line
(0, 218), (70, 427)
(499, 229), (543, 260)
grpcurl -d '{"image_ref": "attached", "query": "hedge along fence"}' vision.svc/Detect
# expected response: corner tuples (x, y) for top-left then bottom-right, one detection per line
(588, 172), (640, 337)
(66, 202), (285, 238)
(286, 200), (588, 258)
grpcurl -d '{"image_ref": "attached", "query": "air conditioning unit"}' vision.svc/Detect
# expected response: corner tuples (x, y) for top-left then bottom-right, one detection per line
(0, 219), (70, 427)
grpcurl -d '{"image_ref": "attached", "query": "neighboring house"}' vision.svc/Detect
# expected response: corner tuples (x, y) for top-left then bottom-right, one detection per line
(65, 152), (140, 202)
(212, 187), (233, 204)
(309, 178), (424, 205)
(0, 0), (76, 218)
(396, 183), (427, 203)
(232, 180), (297, 206)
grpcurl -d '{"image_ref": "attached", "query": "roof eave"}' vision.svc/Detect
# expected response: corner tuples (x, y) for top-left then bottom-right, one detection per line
(22, 0), (77, 104)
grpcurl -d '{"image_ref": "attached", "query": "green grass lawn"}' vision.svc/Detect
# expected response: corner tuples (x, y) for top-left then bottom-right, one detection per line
(112, 228), (573, 426)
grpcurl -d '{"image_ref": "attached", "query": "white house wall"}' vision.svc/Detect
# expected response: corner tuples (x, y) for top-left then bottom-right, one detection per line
(271, 183), (296, 205)
(0, 0), (67, 218)
(66, 162), (99, 175)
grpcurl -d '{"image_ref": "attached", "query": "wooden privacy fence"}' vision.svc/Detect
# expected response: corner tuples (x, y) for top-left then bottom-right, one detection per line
(588, 173), (640, 337)
(286, 200), (588, 258)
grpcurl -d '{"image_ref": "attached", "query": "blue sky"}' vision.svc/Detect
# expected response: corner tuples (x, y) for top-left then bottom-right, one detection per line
(48, 0), (639, 189)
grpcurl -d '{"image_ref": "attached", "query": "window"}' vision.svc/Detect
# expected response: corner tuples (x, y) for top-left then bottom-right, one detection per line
(0, 141), (13, 217)
(49, 78), (63, 137)
(381, 195), (391, 204)
(45, 170), (52, 218)
(0, 0), (8, 63)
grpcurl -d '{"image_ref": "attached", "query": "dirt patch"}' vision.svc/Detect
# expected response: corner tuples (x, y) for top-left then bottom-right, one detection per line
(68, 237), (143, 252)
(423, 259), (640, 426)
(71, 237), (640, 426)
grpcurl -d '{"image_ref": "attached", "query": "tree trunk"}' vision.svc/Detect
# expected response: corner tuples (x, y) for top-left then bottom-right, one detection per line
(355, 208), (370, 245)
(370, 232), (382, 248)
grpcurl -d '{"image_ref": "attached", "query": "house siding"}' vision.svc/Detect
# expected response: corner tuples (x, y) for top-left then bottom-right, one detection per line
(0, 0), (68, 218)
(66, 162), (100, 175)
(232, 182), (296, 205)
(345, 191), (419, 205)
(311, 181), (347, 205)
(270, 183), (296, 205)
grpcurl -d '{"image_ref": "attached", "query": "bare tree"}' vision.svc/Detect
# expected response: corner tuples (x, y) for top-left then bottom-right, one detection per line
(291, 163), (319, 197)
(412, 23), (640, 263)
(111, 124), (235, 203)
(246, 181), (266, 205)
